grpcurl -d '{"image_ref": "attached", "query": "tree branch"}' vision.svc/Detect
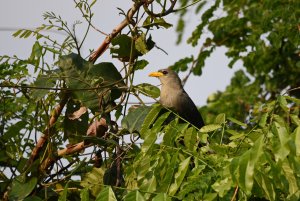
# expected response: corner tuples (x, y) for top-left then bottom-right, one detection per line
(182, 44), (207, 86)
(24, 92), (69, 171)
(39, 118), (108, 173)
(89, 1), (144, 63)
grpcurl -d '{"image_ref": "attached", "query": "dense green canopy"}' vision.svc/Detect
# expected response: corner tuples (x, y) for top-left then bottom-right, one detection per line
(0, 0), (300, 200)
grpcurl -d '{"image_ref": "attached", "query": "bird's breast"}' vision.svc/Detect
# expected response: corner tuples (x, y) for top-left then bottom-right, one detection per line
(160, 87), (182, 110)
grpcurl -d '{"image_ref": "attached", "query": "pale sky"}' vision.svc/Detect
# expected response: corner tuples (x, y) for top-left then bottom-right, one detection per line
(0, 0), (238, 106)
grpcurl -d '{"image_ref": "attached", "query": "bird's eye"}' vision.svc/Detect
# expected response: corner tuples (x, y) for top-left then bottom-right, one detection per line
(161, 70), (168, 75)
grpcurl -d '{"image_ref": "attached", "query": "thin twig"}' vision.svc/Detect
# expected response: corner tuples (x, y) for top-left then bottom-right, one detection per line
(282, 86), (300, 96)
(173, 0), (202, 12)
(182, 44), (207, 86)
(143, 0), (177, 17)
(0, 81), (128, 91)
(154, 44), (168, 55)
(230, 186), (239, 201)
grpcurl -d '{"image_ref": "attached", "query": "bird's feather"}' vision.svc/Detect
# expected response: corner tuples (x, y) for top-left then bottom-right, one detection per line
(150, 68), (205, 129)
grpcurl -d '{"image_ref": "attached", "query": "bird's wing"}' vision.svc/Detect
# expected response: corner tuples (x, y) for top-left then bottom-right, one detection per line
(175, 92), (205, 129)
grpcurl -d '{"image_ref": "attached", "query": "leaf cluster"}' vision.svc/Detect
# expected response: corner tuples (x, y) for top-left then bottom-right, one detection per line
(1, 0), (300, 200)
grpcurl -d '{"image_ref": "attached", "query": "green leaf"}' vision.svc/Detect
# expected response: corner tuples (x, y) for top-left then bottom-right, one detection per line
(230, 157), (239, 184)
(141, 130), (157, 154)
(123, 190), (146, 201)
(58, 53), (123, 110)
(272, 121), (290, 161)
(140, 104), (162, 138)
(151, 111), (171, 133)
(143, 16), (172, 29)
(9, 177), (37, 200)
(31, 74), (57, 99)
(58, 182), (69, 201)
(58, 53), (96, 107)
(80, 188), (90, 201)
(268, 32), (282, 49)
(12, 29), (23, 37)
(134, 59), (149, 70)
(290, 114), (300, 126)
(193, 48), (214, 75)
(115, 105), (123, 120)
(88, 62), (124, 85)
(152, 193), (172, 201)
(229, 133), (245, 140)
(121, 106), (152, 133)
(238, 135), (264, 194)
(20, 30), (32, 38)
(140, 176), (157, 196)
(184, 127), (198, 151)
(292, 126), (300, 156)
(168, 157), (191, 195)
(160, 151), (179, 192)
(203, 193), (218, 201)
(278, 95), (289, 112)
(154, 18), (172, 29)
(170, 57), (193, 72)
(95, 186), (117, 201)
(142, 16), (152, 28)
(23, 196), (43, 201)
(226, 129), (241, 136)
(81, 168), (105, 197)
(227, 117), (247, 127)
(135, 83), (160, 98)
(285, 96), (300, 104)
(162, 120), (178, 146)
(259, 113), (269, 128)
(211, 177), (232, 197)
(254, 171), (276, 201)
(89, 62), (124, 102)
(111, 34), (139, 61)
(3, 121), (27, 140)
(135, 34), (149, 55)
(282, 160), (298, 196)
(215, 113), (226, 124)
(31, 41), (42, 58)
(188, 0), (220, 46)
(200, 124), (222, 132)
(90, 0), (97, 7)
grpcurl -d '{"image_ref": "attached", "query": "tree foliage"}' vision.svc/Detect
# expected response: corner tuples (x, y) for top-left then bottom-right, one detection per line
(175, 0), (300, 121)
(0, 0), (300, 200)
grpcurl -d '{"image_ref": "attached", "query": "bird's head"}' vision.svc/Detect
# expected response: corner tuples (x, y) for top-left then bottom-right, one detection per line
(149, 68), (182, 88)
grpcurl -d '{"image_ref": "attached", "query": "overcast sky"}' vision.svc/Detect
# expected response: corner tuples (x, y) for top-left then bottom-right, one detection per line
(0, 0), (238, 106)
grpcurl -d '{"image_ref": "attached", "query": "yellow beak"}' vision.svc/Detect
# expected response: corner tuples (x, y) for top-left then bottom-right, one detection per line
(149, 71), (164, 77)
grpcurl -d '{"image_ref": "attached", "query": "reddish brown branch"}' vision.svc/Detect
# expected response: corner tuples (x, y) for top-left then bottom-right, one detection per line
(40, 142), (88, 172)
(58, 141), (86, 156)
(25, 93), (69, 171)
(89, 1), (144, 63)
(40, 118), (108, 173)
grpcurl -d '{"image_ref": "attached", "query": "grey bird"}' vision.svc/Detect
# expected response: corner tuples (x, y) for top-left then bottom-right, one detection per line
(149, 68), (204, 129)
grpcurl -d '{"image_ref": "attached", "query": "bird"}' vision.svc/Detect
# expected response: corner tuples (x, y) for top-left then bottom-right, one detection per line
(149, 68), (204, 129)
